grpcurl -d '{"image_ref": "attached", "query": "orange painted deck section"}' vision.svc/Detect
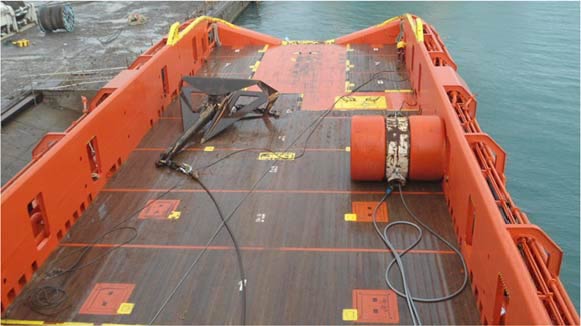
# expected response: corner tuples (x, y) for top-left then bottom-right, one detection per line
(1, 15), (578, 326)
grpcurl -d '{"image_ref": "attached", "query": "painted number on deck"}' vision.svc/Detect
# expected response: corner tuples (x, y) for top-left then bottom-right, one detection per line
(238, 279), (247, 291)
(255, 213), (266, 223)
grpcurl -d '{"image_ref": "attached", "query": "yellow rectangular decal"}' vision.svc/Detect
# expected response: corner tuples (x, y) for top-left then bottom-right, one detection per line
(258, 152), (296, 161)
(344, 213), (357, 222)
(334, 96), (387, 110)
(117, 302), (135, 315)
(342, 309), (359, 321)
(167, 211), (181, 220)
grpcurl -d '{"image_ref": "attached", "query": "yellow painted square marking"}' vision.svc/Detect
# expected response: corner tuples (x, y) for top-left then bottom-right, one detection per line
(249, 61), (261, 72)
(342, 309), (358, 321)
(257, 152), (296, 161)
(167, 211), (181, 220)
(344, 213), (357, 222)
(1, 320), (44, 325)
(345, 59), (354, 72)
(117, 302), (135, 315)
(345, 146), (351, 152)
(335, 96), (387, 110)
(344, 81), (355, 92)
(203, 146), (215, 152)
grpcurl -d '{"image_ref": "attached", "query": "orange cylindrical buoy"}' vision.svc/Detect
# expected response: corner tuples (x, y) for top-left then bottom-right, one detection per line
(350, 115), (386, 181)
(408, 115), (446, 181)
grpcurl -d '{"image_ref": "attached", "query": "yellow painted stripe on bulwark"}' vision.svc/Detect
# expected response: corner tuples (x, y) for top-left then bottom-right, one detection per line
(167, 16), (238, 46)
(376, 15), (401, 28)
(415, 18), (424, 42)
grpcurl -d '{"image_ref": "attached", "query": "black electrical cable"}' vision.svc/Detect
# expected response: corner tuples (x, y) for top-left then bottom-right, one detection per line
(146, 173), (248, 325)
(372, 184), (469, 325)
(149, 68), (412, 324)
(194, 177), (247, 325)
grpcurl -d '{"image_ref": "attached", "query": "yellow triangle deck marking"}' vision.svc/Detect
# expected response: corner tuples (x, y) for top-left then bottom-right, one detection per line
(342, 309), (359, 321)
(344, 213), (357, 222)
(117, 302), (135, 315)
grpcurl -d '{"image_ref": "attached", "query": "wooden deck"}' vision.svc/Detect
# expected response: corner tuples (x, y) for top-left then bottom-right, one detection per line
(3, 44), (479, 325)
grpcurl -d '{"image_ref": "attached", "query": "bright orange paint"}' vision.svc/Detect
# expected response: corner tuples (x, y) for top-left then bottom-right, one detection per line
(350, 115), (386, 181)
(0, 15), (577, 325)
(59, 242), (454, 255)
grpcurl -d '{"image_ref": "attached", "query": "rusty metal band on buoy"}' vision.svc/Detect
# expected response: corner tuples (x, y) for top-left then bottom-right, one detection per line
(351, 115), (446, 182)
(385, 116), (409, 185)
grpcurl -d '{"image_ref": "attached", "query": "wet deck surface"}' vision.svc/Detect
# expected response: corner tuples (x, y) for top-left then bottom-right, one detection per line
(4, 44), (479, 325)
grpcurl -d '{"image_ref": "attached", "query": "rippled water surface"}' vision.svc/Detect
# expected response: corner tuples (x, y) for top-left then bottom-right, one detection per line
(237, 1), (580, 308)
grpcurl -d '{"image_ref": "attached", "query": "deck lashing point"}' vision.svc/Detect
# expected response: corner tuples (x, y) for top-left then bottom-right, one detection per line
(351, 202), (388, 222)
(79, 283), (135, 315)
(352, 289), (399, 323)
(138, 200), (180, 220)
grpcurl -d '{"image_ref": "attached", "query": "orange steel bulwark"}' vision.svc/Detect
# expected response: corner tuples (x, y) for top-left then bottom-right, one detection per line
(0, 14), (578, 325)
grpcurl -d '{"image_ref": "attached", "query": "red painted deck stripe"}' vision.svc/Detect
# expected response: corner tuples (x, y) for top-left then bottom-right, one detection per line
(60, 242), (454, 255)
(101, 188), (443, 195)
(134, 147), (346, 152)
(158, 115), (353, 121)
